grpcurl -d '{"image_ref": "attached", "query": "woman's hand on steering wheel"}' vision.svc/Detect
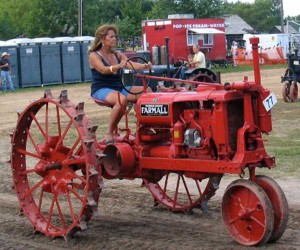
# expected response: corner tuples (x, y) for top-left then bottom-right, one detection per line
(120, 56), (153, 95)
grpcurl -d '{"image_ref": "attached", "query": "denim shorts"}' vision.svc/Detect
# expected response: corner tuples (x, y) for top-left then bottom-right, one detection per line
(92, 87), (131, 101)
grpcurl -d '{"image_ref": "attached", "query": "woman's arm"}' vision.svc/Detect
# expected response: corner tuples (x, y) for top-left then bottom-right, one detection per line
(89, 51), (127, 74)
(115, 50), (151, 70)
(126, 60), (152, 70)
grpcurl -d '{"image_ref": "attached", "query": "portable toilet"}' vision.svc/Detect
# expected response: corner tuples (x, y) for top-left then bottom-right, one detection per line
(0, 41), (19, 89)
(73, 36), (94, 82)
(32, 37), (62, 86)
(54, 37), (82, 84)
(8, 38), (42, 87)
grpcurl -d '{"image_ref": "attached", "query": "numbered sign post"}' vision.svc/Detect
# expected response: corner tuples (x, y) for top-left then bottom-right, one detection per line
(263, 92), (277, 111)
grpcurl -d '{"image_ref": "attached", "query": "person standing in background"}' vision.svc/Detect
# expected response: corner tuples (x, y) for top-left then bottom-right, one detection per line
(0, 52), (15, 92)
(231, 41), (238, 67)
(189, 44), (206, 68)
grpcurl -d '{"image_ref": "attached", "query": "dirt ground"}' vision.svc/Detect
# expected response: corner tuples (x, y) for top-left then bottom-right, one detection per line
(0, 67), (299, 250)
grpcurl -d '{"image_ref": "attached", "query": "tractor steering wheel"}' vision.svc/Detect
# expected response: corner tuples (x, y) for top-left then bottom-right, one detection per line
(120, 56), (152, 95)
(178, 57), (189, 66)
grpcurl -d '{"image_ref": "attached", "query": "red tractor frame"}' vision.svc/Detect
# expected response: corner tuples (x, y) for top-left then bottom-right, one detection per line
(10, 38), (288, 246)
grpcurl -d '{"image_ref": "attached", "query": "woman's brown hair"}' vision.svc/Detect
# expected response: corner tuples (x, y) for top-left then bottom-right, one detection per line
(88, 24), (119, 54)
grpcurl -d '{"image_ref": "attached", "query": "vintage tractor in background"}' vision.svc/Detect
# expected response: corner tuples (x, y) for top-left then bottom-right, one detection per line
(10, 37), (288, 246)
(281, 49), (300, 102)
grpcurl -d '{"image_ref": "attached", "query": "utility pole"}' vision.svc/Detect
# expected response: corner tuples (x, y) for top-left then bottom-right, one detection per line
(280, 0), (284, 33)
(78, 0), (83, 36)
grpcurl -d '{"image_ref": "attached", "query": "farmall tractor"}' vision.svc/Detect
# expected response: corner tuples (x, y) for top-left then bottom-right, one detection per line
(10, 37), (288, 246)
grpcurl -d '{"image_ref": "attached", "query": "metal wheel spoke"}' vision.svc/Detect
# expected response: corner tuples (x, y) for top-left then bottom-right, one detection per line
(66, 138), (81, 158)
(195, 179), (203, 196)
(55, 196), (67, 229)
(66, 191), (76, 223)
(23, 178), (45, 198)
(250, 214), (266, 228)
(172, 175), (181, 206)
(46, 193), (56, 231)
(21, 168), (37, 175)
(38, 188), (44, 213)
(56, 105), (62, 137)
(26, 128), (42, 157)
(163, 173), (169, 193)
(31, 112), (46, 139)
(45, 103), (49, 142)
(53, 120), (73, 153)
(17, 147), (41, 159)
(72, 174), (87, 185)
(229, 216), (241, 224)
(181, 176), (193, 204)
(64, 184), (86, 204)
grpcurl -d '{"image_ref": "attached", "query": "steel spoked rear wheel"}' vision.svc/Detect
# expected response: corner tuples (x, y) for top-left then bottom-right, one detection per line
(11, 90), (101, 238)
(143, 173), (222, 212)
(255, 175), (289, 243)
(222, 179), (274, 246)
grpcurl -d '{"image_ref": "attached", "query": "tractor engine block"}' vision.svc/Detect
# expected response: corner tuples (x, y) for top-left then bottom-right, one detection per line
(136, 90), (244, 161)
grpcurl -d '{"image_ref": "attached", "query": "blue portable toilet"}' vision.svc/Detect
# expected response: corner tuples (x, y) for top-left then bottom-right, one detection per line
(8, 38), (42, 87)
(54, 37), (82, 84)
(73, 36), (94, 82)
(32, 37), (62, 86)
(0, 41), (19, 89)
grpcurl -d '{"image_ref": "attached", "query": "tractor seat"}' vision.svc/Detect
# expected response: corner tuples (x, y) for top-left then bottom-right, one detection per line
(91, 97), (113, 108)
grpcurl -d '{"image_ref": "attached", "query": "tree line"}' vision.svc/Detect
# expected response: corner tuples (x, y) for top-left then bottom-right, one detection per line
(0, 0), (299, 43)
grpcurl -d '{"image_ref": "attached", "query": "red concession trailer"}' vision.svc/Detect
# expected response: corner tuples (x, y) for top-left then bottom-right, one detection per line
(142, 17), (226, 67)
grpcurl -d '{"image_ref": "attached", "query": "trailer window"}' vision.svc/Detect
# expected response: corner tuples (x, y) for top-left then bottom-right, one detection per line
(204, 34), (213, 45)
(187, 31), (213, 46)
(187, 30), (202, 46)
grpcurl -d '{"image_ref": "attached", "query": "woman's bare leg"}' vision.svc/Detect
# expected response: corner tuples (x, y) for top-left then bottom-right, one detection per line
(105, 92), (127, 140)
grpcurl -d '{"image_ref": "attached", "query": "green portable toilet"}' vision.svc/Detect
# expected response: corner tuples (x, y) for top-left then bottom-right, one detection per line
(32, 37), (62, 86)
(73, 36), (94, 82)
(0, 41), (19, 89)
(8, 38), (42, 87)
(54, 37), (82, 84)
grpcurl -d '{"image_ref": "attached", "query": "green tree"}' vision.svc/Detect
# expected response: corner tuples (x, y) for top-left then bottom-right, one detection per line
(148, 0), (225, 19)
(83, 0), (125, 36)
(225, 0), (281, 33)
(194, 0), (225, 18)
(118, 0), (143, 37)
(0, 0), (78, 38)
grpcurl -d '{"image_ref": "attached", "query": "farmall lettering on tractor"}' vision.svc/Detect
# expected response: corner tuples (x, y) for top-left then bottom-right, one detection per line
(10, 37), (288, 246)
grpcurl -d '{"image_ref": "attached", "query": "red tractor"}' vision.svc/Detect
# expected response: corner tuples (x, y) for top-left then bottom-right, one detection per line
(10, 37), (288, 246)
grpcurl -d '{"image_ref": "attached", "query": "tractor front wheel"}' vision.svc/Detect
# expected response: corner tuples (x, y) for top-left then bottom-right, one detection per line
(222, 179), (274, 246)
